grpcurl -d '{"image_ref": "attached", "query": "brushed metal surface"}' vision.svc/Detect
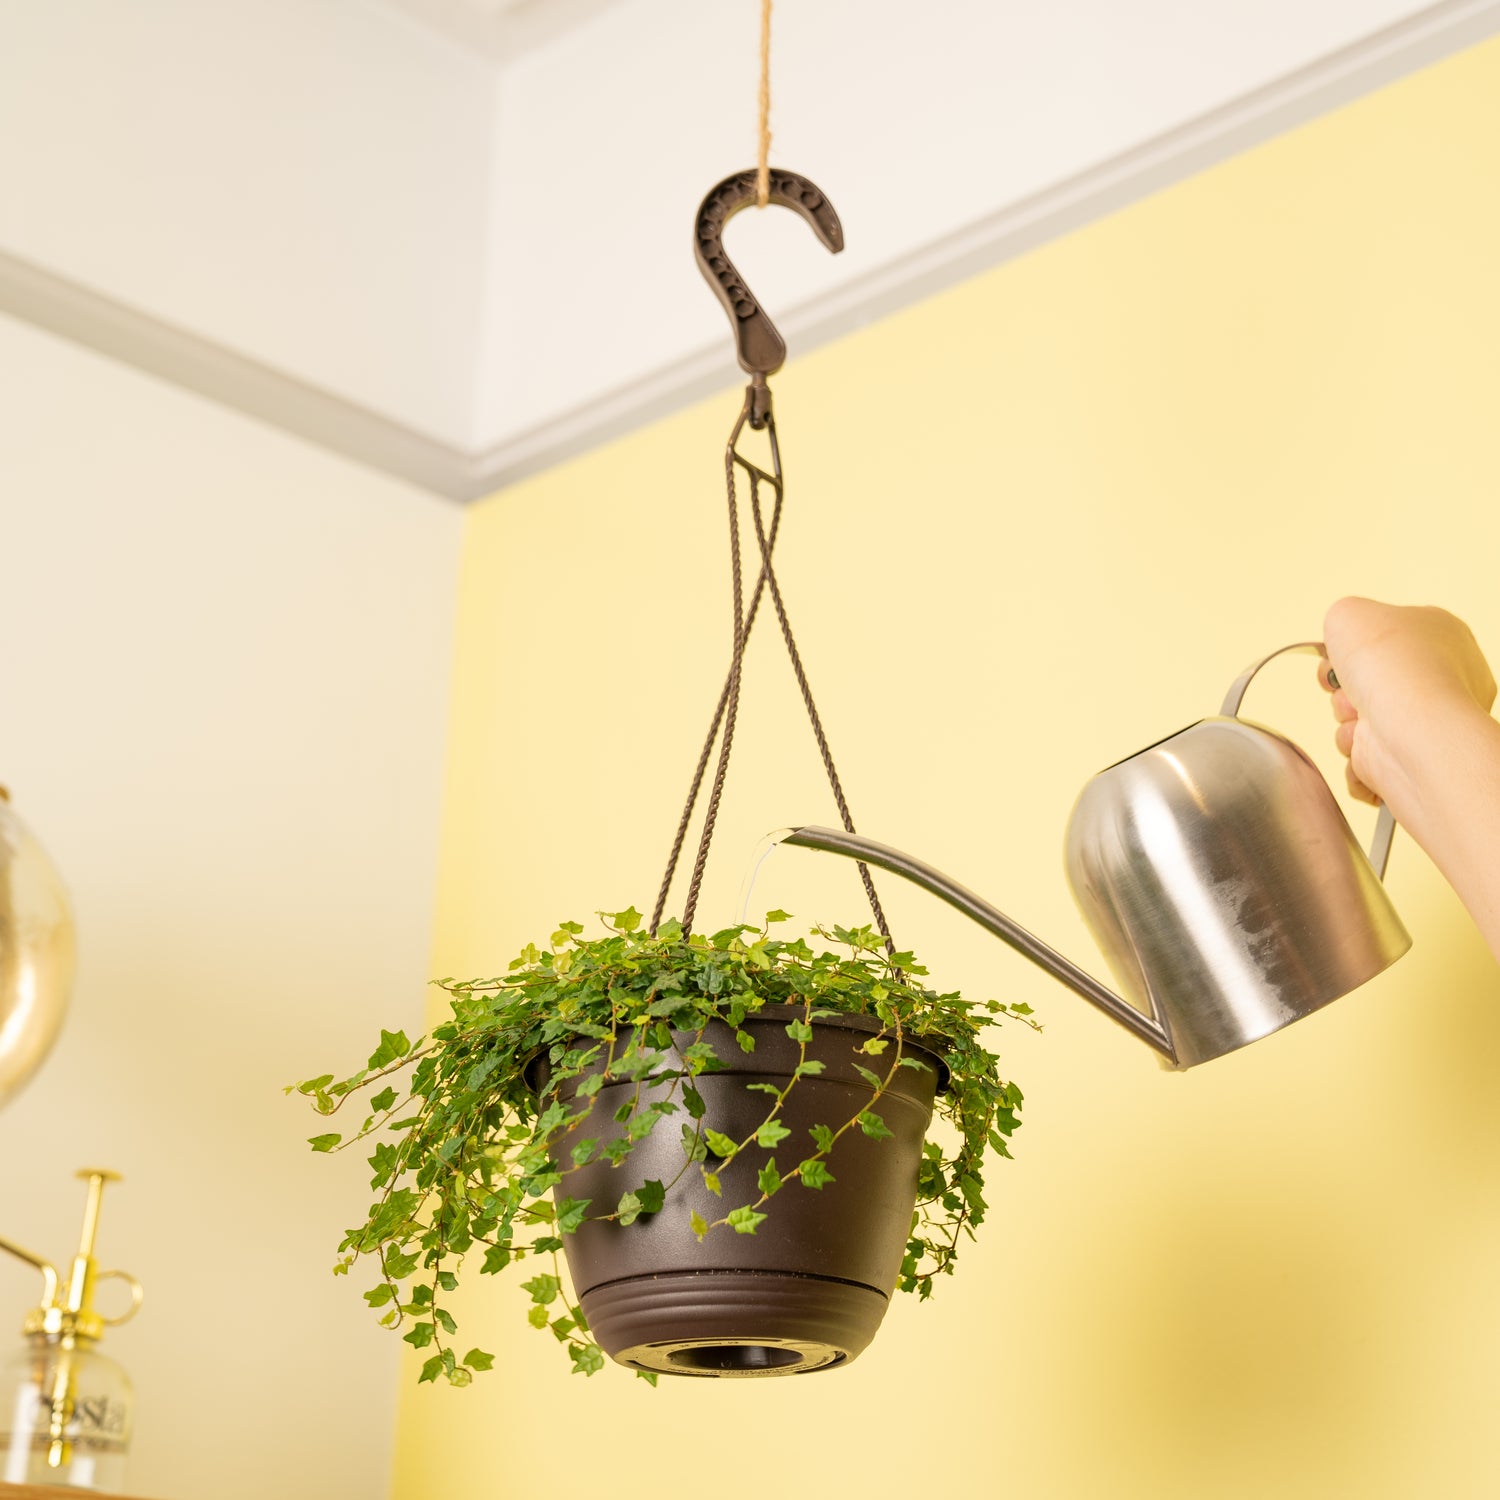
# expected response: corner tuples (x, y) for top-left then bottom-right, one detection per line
(1065, 716), (1409, 1067)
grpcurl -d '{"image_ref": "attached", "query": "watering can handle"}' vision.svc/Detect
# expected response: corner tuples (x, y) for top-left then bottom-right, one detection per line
(1220, 641), (1397, 881)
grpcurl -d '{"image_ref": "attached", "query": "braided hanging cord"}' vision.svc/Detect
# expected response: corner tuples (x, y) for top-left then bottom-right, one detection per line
(650, 388), (895, 951)
(648, 427), (785, 935)
(742, 452), (894, 946)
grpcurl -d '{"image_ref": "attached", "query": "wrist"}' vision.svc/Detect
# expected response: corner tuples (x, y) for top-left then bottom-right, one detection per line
(1372, 695), (1500, 853)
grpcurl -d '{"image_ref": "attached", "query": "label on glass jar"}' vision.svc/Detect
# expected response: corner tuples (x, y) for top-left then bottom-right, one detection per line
(3, 1385), (130, 1486)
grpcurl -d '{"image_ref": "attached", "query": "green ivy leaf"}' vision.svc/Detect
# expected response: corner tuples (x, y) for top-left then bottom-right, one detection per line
(689, 1210), (709, 1241)
(370, 1086), (398, 1112)
(798, 1159), (835, 1190)
(960, 1174), (986, 1212)
(755, 1120), (791, 1149)
(368, 1142), (399, 1185)
(858, 1110), (894, 1141)
(757, 1159), (782, 1196)
(569, 1342), (605, 1376)
(727, 1206), (767, 1235)
(679, 1124), (707, 1163)
(464, 1349), (495, 1372)
(384, 1248), (420, 1279)
(555, 1198), (590, 1234)
(521, 1274), (561, 1306)
(367, 1029), (412, 1070)
(704, 1130), (739, 1159)
(403, 1322), (435, 1348)
(308, 1134), (340, 1152)
(636, 1179), (666, 1215)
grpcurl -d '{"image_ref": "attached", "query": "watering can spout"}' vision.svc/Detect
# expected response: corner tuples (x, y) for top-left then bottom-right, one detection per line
(778, 825), (1180, 1062)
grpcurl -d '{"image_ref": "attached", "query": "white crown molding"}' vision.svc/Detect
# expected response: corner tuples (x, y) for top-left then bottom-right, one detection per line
(0, 247), (467, 496)
(4, 0), (1498, 504)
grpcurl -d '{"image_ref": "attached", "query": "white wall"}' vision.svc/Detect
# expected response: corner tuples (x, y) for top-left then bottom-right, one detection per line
(0, 0), (496, 447)
(0, 311), (461, 1500)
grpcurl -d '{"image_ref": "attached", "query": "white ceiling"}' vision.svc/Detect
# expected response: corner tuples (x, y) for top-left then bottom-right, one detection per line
(375, 0), (631, 60)
(2, 0), (1497, 499)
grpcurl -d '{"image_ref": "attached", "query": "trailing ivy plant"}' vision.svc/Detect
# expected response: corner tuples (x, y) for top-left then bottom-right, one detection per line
(292, 909), (1037, 1386)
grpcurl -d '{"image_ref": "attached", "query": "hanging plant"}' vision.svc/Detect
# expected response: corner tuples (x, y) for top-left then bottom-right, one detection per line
(294, 908), (1035, 1384)
(296, 149), (1043, 1381)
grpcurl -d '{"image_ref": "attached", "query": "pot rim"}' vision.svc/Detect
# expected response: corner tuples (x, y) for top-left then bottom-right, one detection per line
(524, 1001), (953, 1096)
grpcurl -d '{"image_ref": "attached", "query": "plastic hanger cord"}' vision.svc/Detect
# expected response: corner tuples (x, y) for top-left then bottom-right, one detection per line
(648, 387), (895, 952)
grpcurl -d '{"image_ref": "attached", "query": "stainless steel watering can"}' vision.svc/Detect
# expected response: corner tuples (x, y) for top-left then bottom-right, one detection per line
(780, 643), (1410, 1069)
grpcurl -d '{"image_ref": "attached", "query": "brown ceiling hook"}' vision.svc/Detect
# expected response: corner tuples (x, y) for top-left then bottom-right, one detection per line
(694, 167), (843, 427)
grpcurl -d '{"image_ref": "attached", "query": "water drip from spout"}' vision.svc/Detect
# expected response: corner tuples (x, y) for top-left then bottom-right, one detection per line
(734, 828), (797, 928)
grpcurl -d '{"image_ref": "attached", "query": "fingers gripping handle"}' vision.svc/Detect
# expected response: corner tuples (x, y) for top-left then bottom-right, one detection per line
(1221, 641), (1397, 881)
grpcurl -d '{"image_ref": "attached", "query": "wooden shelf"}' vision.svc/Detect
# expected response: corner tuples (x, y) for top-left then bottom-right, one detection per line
(0, 1484), (138, 1499)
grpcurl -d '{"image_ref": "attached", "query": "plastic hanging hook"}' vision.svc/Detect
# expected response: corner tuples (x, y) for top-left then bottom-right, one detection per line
(694, 167), (843, 427)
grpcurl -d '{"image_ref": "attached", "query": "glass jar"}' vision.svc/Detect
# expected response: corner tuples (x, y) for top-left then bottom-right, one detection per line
(0, 1334), (133, 1490)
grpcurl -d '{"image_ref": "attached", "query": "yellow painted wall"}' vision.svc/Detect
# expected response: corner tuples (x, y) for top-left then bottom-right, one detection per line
(396, 36), (1500, 1500)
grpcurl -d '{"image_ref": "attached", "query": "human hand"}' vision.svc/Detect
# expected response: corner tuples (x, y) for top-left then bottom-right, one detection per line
(1319, 597), (1496, 811)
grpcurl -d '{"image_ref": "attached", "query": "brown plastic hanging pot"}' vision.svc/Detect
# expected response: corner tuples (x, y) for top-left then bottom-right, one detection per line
(529, 1005), (943, 1378)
